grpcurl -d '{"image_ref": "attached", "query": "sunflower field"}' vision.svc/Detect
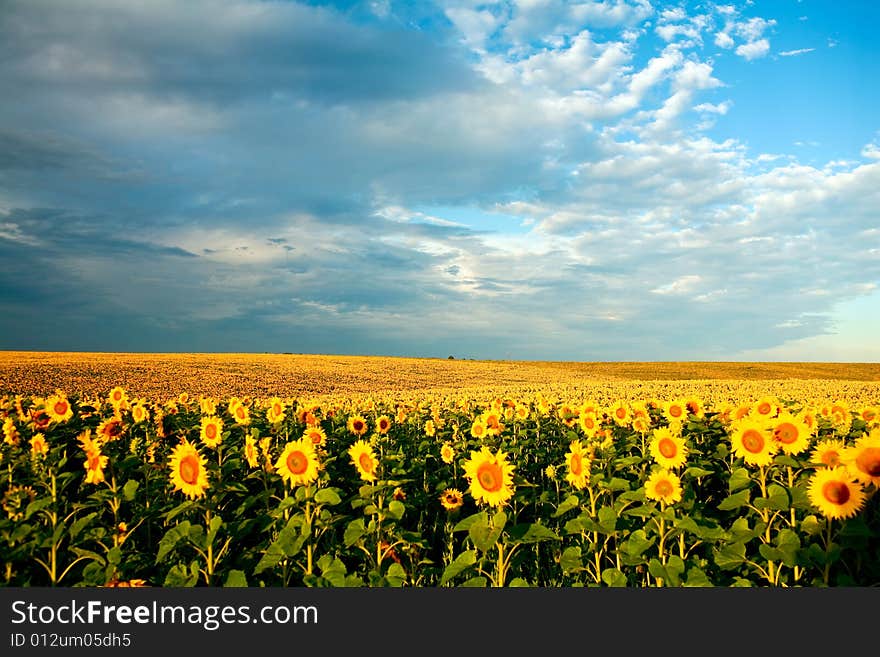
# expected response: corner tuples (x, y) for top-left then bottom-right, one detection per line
(1, 388), (879, 587)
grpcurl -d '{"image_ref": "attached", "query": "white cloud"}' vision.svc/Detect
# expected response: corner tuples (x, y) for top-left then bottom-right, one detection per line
(714, 31), (734, 48)
(694, 100), (732, 114)
(779, 48), (815, 57)
(736, 38), (770, 60)
(862, 143), (880, 159)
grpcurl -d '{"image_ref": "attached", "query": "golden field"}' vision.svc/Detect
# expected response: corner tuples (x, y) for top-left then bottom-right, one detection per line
(1, 351), (879, 403)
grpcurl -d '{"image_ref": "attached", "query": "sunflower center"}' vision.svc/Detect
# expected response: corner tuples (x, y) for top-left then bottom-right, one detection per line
(570, 453), (583, 476)
(113, 391), (122, 401)
(273, 404), (282, 416)
(308, 431), (322, 444)
(821, 450), (841, 467)
(358, 452), (374, 473)
(354, 421), (364, 432)
(179, 455), (200, 485)
(822, 480), (850, 505)
(655, 480), (673, 497)
(286, 450), (308, 475)
(473, 424), (484, 436)
(476, 462), (503, 492)
(855, 447), (880, 477)
(108, 422), (122, 437)
(88, 453), (101, 470)
(742, 429), (765, 453)
(669, 406), (682, 418)
(205, 424), (217, 440)
(757, 402), (771, 415)
(54, 400), (68, 415)
(236, 407), (245, 419)
(658, 438), (677, 459)
(774, 423), (798, 444)
(615, 408), (626, 419)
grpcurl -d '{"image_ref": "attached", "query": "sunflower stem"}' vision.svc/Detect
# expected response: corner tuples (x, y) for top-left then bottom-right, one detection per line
(823, 517), (833, 586)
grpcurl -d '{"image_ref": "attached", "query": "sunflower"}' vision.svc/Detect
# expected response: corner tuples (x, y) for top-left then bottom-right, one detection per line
(266, 397), (286, 425)
(463, 446), (515, 507)
(243, 436), (260, 468)
(859, 405), (879, 427)
(684, 397), (704, 419)
(347, 414), (369, 437)
(440, 442), (455, 464)
(2, 417), (19, 446)
(810, 438), (846, 468)
(131, 403), (149, 425)
(515, 404), (530, 421)
(469, 417), (487, 439)
(45, 392), (73, 423)
(798, 408), (819, 435)
(424, 419), (436, 437)
(840, 429), (880, 487)
(564, 440), (590, 490)
(199, 416), (224, 449)
(807, 467), (866, 520)
(644, 469), (683, 505)
(96, 416), (124, 444)
(229, 399), (251, 426)
(771, 412), (811, 456)
(578, 412), (600, 438)
(108, 386), (128, 409)
(275, 439), (320, 487)
(259, 437), (274, 473)
(348, 439), (378, 482)
(83, 446), (109, 486)
(2, 485), (37, 521)
(609, 400), (631, 426)
(649, 427), (688, 470)
(439, 488), (464, 511)
(752, 396), (779, 419)
(483, 410), (504, 436)
(376, 415), (392, 435)
(31, 433), (48, 457)
(168, 440), (209, 499)
(730, 418), (777, 467)
(199, 396), (217, 415)
(303, 425), (327, 448)
(663, 400), (687, 423)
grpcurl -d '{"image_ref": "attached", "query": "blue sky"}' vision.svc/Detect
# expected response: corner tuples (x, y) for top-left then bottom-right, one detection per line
(0, 0), (878, 361)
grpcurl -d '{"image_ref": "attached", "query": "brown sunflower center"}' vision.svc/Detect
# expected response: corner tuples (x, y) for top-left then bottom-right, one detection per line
(821, 450), (841, 467)
(774, 423), (798, 444)
(855, 447), (880, 477)
(570, 453), (583, 476)
(308, 431), (322, 444)
(658, 438), (677, 459)
(205, 423), (217, 440)
(236, 406), (246, 419)
(822, 480), (850, 505)
(655, 479), (673, 497)
(476, 462), (503, 492)
(358, 452), (374, 473)
(353, 420), (364, 432)
(742, 429), (765, 453)
(54, 400), (68, 415)
(286, 450), (308, 475)
(179, 455), (200, 485)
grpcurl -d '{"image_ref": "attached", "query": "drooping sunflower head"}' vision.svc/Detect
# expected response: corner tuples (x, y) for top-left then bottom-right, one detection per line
(243, 436), (260, 468)
(200, 416), (224, 449)
(565, 439), (590, 490)
(649, 427), (688, 470)
(168, 440), (209, 499)
(347, 414), (369, 437)
(771, 412), (811, 456)
(274, 439), (320, 487)
(840, 429), (880, 488)
(730, 418), (777, 467)
(462, 446), (515, 507)
(97, 416), (125, 443)
(808, 467), (866, 520)
(2, 484), (37, 521)
(684, 397), (704, 419)
(440, 488), (464, 512)
(83, 448), (109, 486)
(348, 439), (378, 482)
(2, 417), (19, 446)
(644, 468), (683, 505)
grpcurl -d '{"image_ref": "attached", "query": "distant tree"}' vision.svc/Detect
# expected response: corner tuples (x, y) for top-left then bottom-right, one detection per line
(448, 355), (455, 359)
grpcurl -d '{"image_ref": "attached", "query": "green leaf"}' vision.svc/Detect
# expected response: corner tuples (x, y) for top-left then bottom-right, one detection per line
(508, 577), (530, 587)
(469, 513), (503, 552)
(122, 479), (139, 502)
(107, 547), (122, 566)
(508, 523), (560, 544)
(759, 544), (783, 562)
(452, 512), (484, 533)
(776, 529), (801, 567)
(314, 488), (342, 506)
(601, 568), (627, 587)
(801, 515), (823, 536)
(713, 542), (747, 570)
(206, 514), (223, 546)
(343, 518), (366, 547)
(385, 563), (406, 587)
(620, 529), (654, 559)
(622, 505), (655, 519)
(665, 555), (685, 586)
(155, 521), (191, 564)
(24, 498), (53, 520)
(560, 546), (582, 574)
(163, 562), (198, 587)
(684, 567), (713, 587)
(553, 495), (580, 517)
(728, 468), (752, 493)
(773, 454), (801, 468)
(461, 576), (487, 587)
(68, 512), (97, 541)
(757, 484), (790, 511)
(717, 489), (750, 511)
(603, 477), (631, 492)
(387, 500), (405, 521)
(441, 550), (477, 585)
(164, 500), (196, 522)
(597, 506), (617, 534)
(318, 555), (347, 587)
(224, 570), (248, 587)
(683, 466), (714, 478)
